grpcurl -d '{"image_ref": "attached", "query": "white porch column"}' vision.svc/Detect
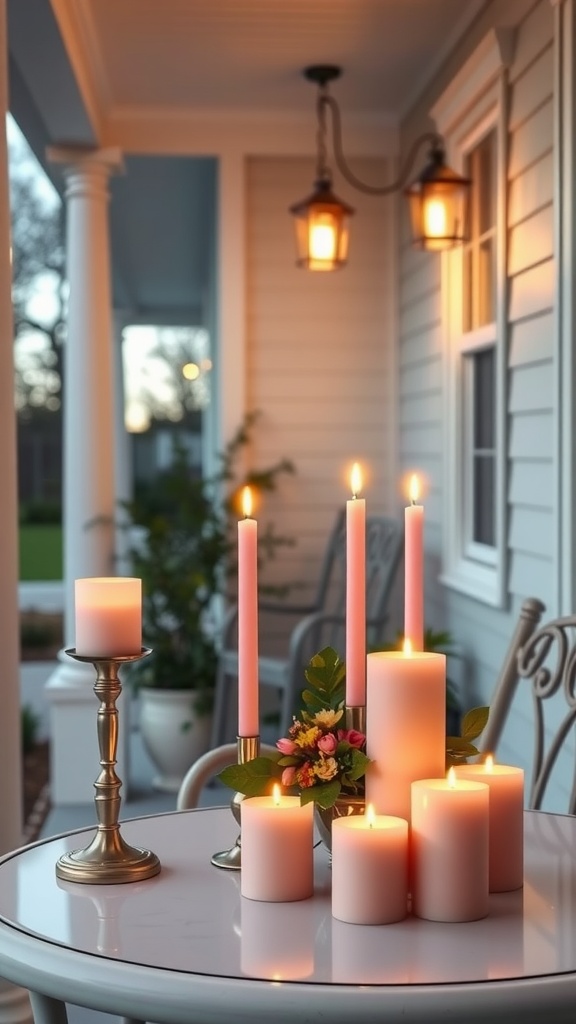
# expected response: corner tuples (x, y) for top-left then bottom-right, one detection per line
(45, 148), (130, 804)
(0, 0), (35, 1017)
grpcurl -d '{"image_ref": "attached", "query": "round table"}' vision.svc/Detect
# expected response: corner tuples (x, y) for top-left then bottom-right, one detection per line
(0, 807), (575, 1023)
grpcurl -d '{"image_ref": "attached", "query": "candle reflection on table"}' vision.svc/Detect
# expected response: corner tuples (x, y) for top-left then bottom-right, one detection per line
(331, 918), (411, 984)
(240, 898), (316, 980)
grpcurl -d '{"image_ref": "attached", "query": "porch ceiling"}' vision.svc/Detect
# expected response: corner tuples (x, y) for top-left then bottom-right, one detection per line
(7, 0), (489, 324)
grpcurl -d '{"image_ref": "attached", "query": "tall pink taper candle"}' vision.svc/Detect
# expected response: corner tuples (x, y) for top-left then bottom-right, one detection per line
(404, 473), (424, 651)
(238, 486), (259, 736)
(346, 462), (366, 706)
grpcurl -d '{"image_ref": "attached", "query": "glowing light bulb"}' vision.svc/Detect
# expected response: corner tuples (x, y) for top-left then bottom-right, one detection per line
(310, 221), (337, 261)
(424, 198), (447, 238)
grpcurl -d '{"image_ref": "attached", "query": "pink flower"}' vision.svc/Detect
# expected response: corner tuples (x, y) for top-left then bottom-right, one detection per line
(318, 732), (337, 754)
(337, 729), (365, 749)
(282, 766), (296, 787)
(276, 737), (297, 755)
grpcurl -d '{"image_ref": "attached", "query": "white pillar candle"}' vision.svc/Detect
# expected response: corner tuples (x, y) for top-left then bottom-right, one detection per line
(74, 577), (142, 657)
(241, 790), (314, 902)
(365, 648), (445, 820)
(411, 771), (489, 922)
(455, 758), (524, 892)
(332, 807), (408, 924)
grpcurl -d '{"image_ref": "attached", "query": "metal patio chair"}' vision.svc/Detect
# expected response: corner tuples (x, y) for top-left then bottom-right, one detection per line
(479, 597), (576, 811)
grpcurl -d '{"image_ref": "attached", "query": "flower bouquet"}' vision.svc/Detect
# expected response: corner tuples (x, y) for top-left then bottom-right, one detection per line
(219, 646), (371, 810)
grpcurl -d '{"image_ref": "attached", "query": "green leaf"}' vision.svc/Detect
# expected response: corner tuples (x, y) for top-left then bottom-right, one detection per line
(445, 736), (481, 756)
(461, 706), (489, 741)
(300, 778), (341, 809)
(218, 755), (282, 796)
(346, 749), (372, 782)
(302, 646), (346, 713)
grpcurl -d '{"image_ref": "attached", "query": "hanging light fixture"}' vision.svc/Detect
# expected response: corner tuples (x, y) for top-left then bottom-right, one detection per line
(290, 65), (471, 270)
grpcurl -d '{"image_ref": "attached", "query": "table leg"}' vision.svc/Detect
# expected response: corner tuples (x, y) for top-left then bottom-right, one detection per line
(28, 994), (67, 1024)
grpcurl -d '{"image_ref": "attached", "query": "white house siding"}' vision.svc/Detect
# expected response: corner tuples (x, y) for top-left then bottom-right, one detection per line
(398, 1), (571, 808)
(245, 156), (397, 656)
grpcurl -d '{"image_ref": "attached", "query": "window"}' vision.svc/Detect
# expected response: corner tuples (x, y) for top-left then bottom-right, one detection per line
(463, 132), (496, 333)
(462, 131), (497, 565)
(465, 345), (496, 552)
(432, 30), (510, 607)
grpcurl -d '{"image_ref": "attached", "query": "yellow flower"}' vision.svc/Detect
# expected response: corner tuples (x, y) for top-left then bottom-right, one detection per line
(314, 756), (339, 781)
(313, 709), (343, 729)
(294, 726), (321, 749)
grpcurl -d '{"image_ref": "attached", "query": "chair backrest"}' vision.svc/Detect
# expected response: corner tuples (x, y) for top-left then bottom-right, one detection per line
(310, 508), (404, 649)
(480, 597), (576, 811)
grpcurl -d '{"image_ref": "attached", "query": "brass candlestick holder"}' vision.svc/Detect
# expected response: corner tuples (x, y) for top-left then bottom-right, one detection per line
(345, 705), (366, 734)
(56, 648), (161, 884)
(211, 735), (259, 871)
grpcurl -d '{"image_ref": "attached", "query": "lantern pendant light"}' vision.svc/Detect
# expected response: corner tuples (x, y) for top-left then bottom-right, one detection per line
(290, 65), (471, 270)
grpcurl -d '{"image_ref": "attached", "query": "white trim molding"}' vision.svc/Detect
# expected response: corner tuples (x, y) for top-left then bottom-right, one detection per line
(435, 31), (512, 609)
(554, 0), (576, 614)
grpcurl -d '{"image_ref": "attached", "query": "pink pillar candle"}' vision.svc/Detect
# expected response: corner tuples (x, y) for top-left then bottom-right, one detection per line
(455, 759), (524, 892)
(332, 810), (408, 924)
(365, 649), (446, 820)
(238, 486), (259, 737)
(411, 773), (489, 922)
(74, 577), (142, 657)
(346, 462), (366, 706)
(404, 474), (424, 651)
(241, 792), (314, 902)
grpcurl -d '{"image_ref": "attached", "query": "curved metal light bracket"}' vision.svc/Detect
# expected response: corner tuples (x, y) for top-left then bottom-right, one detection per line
(291, 64), (471, 266)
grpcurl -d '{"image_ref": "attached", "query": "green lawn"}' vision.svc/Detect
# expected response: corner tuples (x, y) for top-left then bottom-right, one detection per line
(19, 525), (63, 581)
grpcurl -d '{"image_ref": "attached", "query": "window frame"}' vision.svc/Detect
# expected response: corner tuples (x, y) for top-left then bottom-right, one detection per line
(433, 30), (511, 608)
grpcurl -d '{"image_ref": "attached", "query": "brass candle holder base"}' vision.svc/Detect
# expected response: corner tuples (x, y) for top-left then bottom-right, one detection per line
(56, 648), (161, 885)
(212, 735), (259, 871)
(345, 705), (366, 734)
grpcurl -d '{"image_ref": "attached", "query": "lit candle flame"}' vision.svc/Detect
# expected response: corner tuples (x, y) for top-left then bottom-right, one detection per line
(242, 485), (253, 518)
(409, 473), (420, 505)
(447, 766), (456, 789)
(484, 754), (494, 773)
(272, 783), (281, 806)
(403, 637), (413, 657)
(366, 803), (376, 829)
(350, 462), (363, 498)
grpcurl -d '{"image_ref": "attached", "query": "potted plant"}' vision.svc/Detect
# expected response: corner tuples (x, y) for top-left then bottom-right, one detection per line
(124, 412), (294, 791)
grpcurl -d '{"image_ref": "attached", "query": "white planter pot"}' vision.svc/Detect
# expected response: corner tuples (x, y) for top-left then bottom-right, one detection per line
(139, 688), (212, 792)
